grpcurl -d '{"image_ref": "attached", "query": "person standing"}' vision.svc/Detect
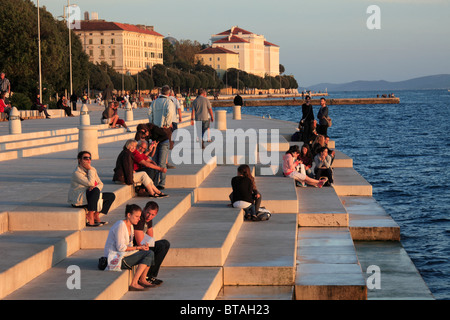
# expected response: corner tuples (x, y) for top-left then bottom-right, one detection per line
(317, 97), (329, 136)
(0, 72), (11, 97)
(102, 84), (113, 108)
(148, 85), (174, 190)
(70, 92), (78, 111)
(300, 95), (314, 144)
(191, 88), (214, 149)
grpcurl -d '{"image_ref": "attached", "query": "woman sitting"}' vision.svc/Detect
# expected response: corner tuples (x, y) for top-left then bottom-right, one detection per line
(312, 146), (334, 186)
(311, 134), (326, 157)
(298, 144), (314, 178)
(103, 204), (155, 291)
(230, 164), (262, 220)
(283, 145), (327, 188)
(68, 151), (116, 227)
(113, 139), (168, 198)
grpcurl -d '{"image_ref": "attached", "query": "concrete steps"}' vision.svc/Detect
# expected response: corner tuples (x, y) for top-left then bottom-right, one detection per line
(0, 231), (80, 299)
(223, 213), (298, 286)
(0, 120), (147, 162)
(297, 186), (348, 227)
(161, 201), (244, 267)
(295, 227), (367, 300)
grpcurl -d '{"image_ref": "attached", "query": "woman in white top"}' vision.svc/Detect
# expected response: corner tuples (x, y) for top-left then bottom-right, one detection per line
(103, 204), (155, 291)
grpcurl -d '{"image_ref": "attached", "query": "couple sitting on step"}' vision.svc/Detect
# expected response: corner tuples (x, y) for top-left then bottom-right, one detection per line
(229, 164), (270, 221)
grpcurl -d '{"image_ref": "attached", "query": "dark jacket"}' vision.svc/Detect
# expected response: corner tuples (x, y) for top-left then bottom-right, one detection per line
(113, 148), (134, 185)
(146, 123), (169, 143)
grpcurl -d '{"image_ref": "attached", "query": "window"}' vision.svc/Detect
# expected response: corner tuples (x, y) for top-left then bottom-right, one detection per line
(111, 49), (115, 56)
(100, 49), (105, 56)
(111, 39), (115, 44)
(89, 50), (93, 57)
(100, 39), (104, 45)
(88, 39), (93, 45)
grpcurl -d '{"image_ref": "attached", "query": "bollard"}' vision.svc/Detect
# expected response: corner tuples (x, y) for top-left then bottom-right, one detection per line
(9, 107), (22, 134)
(179, 99), (184, 112)
(80, 104), (90, 126)
(233, 105), (241, 120)
(125, 102), (133, 121)
(215, 110), (227, 130)
(78, 125), (99, 160)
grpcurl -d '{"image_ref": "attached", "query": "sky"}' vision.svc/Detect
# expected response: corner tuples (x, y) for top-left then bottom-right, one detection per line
(34, 0), (450, 87)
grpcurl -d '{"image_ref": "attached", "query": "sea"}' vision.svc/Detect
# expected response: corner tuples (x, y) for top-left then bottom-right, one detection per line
(217, 89), (450, 300)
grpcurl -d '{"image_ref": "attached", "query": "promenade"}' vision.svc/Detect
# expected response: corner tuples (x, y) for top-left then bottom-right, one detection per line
(0, 103), (433, 300)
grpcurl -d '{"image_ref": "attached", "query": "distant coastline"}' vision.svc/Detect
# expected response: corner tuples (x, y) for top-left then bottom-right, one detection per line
(303, 74), (450, 92)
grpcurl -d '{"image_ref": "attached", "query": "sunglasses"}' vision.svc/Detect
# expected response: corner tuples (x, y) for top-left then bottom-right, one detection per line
(82, 157), (91, 160)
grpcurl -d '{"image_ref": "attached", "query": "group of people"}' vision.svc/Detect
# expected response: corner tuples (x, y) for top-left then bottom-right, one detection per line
(287, 96), (335, 187)
(67, 150), (170, 290)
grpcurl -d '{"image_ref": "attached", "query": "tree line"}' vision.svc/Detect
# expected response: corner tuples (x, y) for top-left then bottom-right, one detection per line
(0, 0), (298, 108)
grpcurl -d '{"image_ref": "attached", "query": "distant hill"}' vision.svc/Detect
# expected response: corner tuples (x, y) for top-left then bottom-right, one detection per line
(304, 74), (450, 92)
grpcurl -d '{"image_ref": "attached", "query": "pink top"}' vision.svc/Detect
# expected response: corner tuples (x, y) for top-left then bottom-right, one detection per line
(0, 99), (6, 113)
(283, 153), (299, 176)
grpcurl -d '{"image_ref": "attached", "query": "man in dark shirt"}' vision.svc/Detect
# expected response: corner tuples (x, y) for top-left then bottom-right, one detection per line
(133, 201), (170, 286)
(300, 95), (314, 144)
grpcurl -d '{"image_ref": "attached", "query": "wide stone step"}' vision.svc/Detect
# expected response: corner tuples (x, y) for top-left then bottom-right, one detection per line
(223, 213), (298, 286)
(332, 167), (372, 196)
(295, 227), (367, 300)
(341, 196), (400, 241)
(161, 201), (243, 267)
(297, 186), (348, 227)
(121, 267), (223, 300)
(355, 241), (434, 300)
(216, 286), (294, 300)
(3, 249), (129, 300)
(0, 231), (80, 299)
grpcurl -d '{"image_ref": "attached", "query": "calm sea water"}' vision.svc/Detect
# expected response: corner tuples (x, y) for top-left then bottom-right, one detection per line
(218, 89), (450, 300)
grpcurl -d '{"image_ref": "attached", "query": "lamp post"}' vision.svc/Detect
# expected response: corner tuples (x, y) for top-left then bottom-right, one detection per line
(37, 0), (42, 103)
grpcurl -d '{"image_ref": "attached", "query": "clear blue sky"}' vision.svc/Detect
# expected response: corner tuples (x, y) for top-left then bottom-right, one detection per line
(35, 0), (450, 87)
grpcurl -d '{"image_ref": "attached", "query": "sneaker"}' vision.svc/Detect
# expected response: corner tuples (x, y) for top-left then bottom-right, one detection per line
(126, 128), (132, 132)
(147, 277), (163, 285)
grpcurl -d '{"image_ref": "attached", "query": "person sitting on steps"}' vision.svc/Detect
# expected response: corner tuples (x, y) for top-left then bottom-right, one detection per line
(283, 145), (327, 188)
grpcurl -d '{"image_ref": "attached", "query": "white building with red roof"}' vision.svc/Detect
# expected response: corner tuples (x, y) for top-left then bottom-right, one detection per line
(76, 17), (164, 75)
(208, 26), (280, 77)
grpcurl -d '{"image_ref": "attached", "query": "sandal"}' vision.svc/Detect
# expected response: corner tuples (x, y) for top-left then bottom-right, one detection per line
(150, 193), (169, 198)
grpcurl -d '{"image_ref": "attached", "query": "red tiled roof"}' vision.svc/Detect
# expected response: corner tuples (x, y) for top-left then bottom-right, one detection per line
(198, 47), (238, 55)
(213, 35), (249, 44)
(264, 40), (279, 47)
(217, 26), (253, 35)
(79, 21), (164, 37)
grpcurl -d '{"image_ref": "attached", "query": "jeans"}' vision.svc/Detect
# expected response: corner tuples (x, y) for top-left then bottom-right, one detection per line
(154, 139), (169, 187)
(122, 250), (154, 270)
(75, 187), (116, 214)
(147, 239), (170, 278)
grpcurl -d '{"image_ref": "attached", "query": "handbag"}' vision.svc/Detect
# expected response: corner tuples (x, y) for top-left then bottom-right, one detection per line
(325, 116), (332, 127)
(97, 192), (103, 212)
(162, 126), (174, 150)
(106, 250), (124, 272)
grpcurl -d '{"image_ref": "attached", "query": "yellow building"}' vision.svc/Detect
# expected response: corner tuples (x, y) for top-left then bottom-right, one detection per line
(195, 47), (239, 79)
(76, 20), (164, 75)
(210, 26), (280, 77)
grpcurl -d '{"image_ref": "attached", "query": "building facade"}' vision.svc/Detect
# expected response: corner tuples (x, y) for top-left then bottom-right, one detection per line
(208, 26), (280, 77)
(76, 20), (164, 75)
(194, 47), (239, 79)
